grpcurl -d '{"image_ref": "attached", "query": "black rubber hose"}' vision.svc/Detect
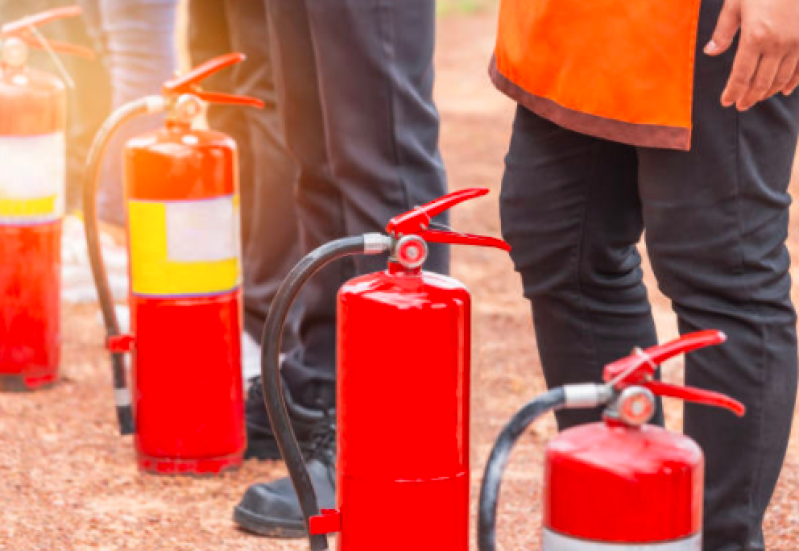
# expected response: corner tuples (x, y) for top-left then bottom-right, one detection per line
(478, 388), (566, 551)
(261, 235), (387, 551)
(82, 97), (157, 436)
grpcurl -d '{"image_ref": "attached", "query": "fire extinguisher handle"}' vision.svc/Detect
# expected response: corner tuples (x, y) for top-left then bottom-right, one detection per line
(161, 53), (263, 108)
(1, 6), (94, 58)
(387, 188), (487, 235)
(417, 228), (511, 252)
(644, 380), (745, 417)
(385, 187), (511, 252)
(603, 330), (727, 385)
(193, 90), (264, 109)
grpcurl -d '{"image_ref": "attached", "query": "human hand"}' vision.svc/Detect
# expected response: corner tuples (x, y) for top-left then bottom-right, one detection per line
(705, 0), (799, 110)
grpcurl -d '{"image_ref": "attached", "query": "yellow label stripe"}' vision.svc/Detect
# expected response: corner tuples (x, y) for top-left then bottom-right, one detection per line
(0, 195), (57, 217)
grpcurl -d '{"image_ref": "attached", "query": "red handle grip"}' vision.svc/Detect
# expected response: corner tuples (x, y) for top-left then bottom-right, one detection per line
(417, 228), (510, 251)
(161, 53), (262, 107)
(385, 188), (510, 252)
(2, 6), (94, 58)
(2, 6), (82, 35)
(604, 330), (726, 384)
(645, 380), (745, 417)
(387, 188), (488, 235)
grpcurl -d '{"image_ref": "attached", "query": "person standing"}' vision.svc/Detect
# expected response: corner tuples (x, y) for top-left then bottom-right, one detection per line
(494, 0), (799, 549)
(234, 0), (450, 537)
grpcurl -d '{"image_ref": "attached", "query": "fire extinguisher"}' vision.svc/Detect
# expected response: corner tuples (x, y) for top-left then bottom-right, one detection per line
(478, 330), (746, 551)
(258, 188), (510, 551)
(0, 6), (93, 391)
(82, 53), (263, 474)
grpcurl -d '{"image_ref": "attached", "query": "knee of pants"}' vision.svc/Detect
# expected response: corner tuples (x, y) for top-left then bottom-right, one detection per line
(645, 211), (795, 323)
(501, 189), (645, 303)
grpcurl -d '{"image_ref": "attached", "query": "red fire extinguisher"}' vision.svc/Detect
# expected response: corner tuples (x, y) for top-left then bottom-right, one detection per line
(258, 188), (510, 551)
(0, 6), (92, 391)
(478, 330), (746, 551)
(82, 53), (263, 474)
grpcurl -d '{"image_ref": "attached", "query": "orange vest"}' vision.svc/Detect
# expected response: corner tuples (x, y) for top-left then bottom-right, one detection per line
(491, 0), (702, 150)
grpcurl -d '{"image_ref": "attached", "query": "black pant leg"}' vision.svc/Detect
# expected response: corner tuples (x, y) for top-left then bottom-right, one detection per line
(264, 0), (352, 408)
(266, 0), (449, 409)
(221, 0), (301, 346)
(304, 0), (450, 276)
(637, 2), (799, 550)
(500, 106), (659, 429)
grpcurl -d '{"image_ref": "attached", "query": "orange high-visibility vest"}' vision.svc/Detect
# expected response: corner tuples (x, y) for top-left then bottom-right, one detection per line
(491, 0), (702, 150)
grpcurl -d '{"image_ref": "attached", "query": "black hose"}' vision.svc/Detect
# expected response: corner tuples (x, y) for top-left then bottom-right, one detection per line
(261, 235), (388, 551)
(477, 388), (566, 551)
(82, 97), (158, 436)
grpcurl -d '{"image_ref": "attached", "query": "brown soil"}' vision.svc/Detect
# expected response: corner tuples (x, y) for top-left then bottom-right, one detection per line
(1, 8), (797, 551)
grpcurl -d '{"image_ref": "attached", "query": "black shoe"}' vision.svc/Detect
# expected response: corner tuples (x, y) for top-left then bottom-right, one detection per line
(234, 420), (336, 538)
(244, 377), (328, 460)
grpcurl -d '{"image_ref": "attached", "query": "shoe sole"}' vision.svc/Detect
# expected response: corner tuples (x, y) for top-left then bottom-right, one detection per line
(233, 505), (306, 539)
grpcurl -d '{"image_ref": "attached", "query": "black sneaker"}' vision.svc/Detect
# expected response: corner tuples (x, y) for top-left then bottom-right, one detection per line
(244, 377), (329, 460)
(234, 420), (336, 538)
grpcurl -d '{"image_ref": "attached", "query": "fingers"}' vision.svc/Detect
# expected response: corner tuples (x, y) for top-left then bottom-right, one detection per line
(706, 0), (742, 56)
(783, 65), (799, 95)
(738, 53), (781, 110)
(770, 54), (799, 96)
(721, 34), (761, 108)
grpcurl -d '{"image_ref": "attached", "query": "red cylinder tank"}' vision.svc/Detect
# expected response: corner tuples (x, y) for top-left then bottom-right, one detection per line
(336, 263), (471, 551)
(544, 421), (703, 549)
(0, 54), (66, 391)
(124, 120), (245, 474)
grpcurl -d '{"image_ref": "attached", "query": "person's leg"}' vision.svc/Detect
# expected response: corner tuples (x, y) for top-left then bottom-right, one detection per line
(500, 106), (660, 429)
(95, 0), (178, 225)
(270, 0), (450, 410)
(221, 0), (301, 349)
(637, 3), (799, 550)
(263, 0), (349, 411)
(305, 0), (449, 277)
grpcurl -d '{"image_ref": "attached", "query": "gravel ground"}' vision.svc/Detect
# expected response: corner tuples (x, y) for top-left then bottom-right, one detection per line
(1, 8), (797, 551)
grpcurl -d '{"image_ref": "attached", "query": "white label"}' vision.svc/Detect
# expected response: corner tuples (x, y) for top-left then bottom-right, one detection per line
(0, 132), (66, 222)
(542, 530), (701, 551)
(166, 195), (239, 262)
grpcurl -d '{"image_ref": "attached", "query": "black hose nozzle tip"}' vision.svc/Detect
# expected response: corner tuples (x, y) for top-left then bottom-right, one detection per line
(117, 405), (135, 435)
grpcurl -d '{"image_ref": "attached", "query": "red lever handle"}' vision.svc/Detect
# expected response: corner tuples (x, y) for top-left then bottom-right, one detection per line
(387, 188), (488, 235)
(385, 188), (510, 252)
(645, 380), (745, 417)
(161, 53), (263, 108)
(604, 330), (726, 384)
(417, 228), (510, 251)
(193, 90), (264, 109)
(2, 6), (94, 59)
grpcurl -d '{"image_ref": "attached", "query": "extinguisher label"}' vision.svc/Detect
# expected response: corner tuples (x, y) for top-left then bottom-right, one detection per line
(542, 530), (701, 551)
(128, 194), (242, 297)
(0, 132), (65, 224)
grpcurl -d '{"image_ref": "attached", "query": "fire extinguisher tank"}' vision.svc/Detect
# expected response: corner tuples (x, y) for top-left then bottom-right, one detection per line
(545, 423), (703, 546)
(337, 266), (471, 551)
(124, 123), (245, 474)
(0, 42), (66, 390)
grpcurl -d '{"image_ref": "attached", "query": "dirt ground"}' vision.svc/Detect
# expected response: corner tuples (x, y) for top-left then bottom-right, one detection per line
(1, 8), (798, 551)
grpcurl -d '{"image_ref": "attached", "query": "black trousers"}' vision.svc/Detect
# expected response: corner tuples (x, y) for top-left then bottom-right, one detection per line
(264, 0), (450, 409)
(187, 0), (301, 348)
(499, 1), (798, 550)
